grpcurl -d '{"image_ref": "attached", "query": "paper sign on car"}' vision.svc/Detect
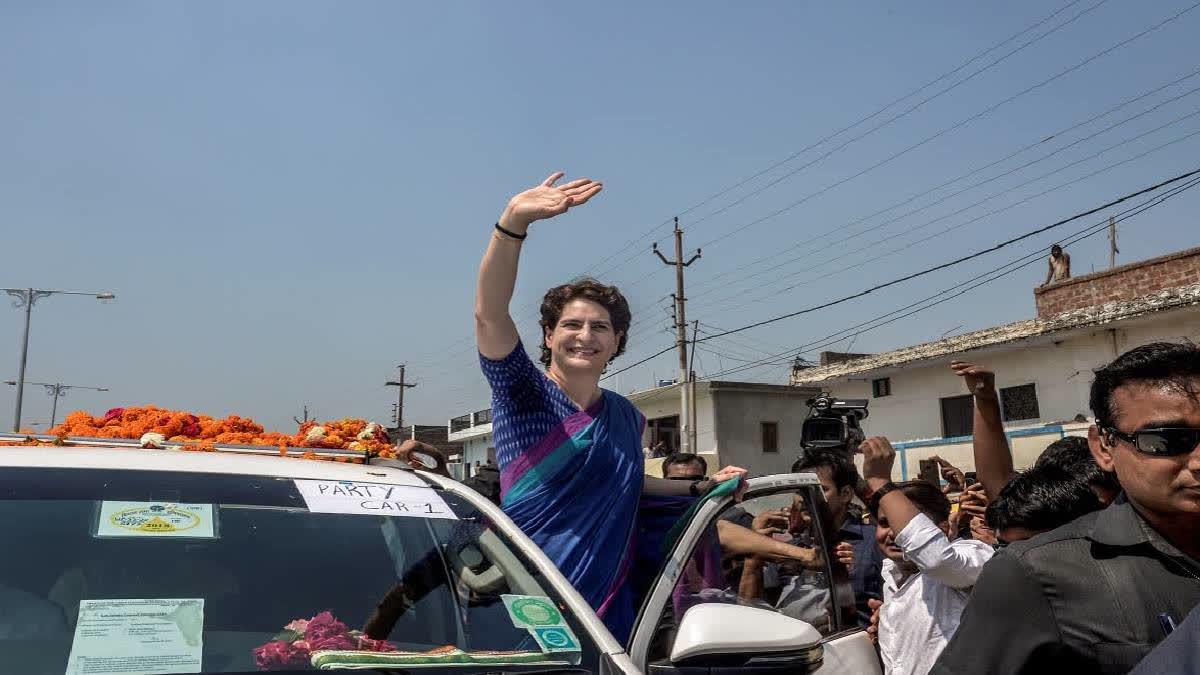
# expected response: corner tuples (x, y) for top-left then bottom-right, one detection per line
(293, 479), (457, 520)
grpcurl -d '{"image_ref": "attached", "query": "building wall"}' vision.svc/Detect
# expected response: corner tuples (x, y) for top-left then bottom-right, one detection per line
(709, 389), (812, 477)
(630, 384), (816, 478)
(830, 310), (1200, 473)
(459, 435), (493, 469)
(1035, 246), (1200, 317)
(884, 423), (1090, 481)
(634, 385), (719, 456)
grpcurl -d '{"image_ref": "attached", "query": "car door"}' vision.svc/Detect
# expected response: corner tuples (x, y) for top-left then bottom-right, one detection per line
(628, 474), (882, 675)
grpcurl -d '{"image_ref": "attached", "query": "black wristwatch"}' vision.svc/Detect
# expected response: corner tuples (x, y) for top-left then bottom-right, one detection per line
(868, 481), (898, 512)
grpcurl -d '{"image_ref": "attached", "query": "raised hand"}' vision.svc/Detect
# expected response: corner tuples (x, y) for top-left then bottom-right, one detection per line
(499, 172), (603, 234)
(958, 482), (989, 516)
(860, 437), (897, 487)
(931, 455), (966, 493)
(951, 361), (997, 400)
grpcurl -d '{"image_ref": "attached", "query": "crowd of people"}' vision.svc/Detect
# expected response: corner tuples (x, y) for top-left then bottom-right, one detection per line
(462, 172), (1199, 674)
(815, 343), (1200, 675)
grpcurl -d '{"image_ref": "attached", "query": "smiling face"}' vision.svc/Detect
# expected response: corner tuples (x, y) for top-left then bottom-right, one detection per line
(873, 511), (905, 563)
(544, 299), (622, 377)
(1089, 378), (1200, 522)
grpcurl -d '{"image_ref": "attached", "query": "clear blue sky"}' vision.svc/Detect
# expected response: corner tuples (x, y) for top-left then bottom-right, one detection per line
(3, 0), (1198, 432)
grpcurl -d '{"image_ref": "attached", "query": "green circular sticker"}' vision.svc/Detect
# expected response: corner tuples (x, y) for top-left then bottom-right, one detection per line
(511, 598), (562, 626)
(539, 627), (572, 648)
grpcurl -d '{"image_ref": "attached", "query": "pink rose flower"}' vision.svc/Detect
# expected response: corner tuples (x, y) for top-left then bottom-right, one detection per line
(253, 640), (307, 671)
(284, 619), (309, 633)
(304, 611), (348, 643)
(309, 634), (356, 652)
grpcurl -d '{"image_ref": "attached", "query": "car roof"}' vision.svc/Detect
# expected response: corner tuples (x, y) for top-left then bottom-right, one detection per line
(0, 445), (429, 487)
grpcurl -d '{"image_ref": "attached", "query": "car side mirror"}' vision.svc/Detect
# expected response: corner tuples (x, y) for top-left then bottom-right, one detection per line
(669, 603), (824, 671)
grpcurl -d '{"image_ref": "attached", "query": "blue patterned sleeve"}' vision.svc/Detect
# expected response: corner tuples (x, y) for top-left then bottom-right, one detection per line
(479, 341), (544, 410)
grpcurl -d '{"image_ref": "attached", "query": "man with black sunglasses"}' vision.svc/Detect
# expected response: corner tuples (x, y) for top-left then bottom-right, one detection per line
(933, 341), (1200, 675)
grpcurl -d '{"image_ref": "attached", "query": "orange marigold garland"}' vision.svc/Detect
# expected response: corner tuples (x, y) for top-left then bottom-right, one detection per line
(47, 407), (397, 462)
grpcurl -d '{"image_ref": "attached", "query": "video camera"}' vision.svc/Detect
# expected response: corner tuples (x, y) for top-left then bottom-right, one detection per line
(800, 393), (869, 452)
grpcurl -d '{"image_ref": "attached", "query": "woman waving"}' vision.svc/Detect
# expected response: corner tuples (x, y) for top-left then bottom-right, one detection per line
(475, 172), (744, 642)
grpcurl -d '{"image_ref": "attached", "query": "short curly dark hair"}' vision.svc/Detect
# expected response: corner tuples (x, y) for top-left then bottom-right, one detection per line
(539, 277), (632, 367)
(1089, 340), (1200, 429)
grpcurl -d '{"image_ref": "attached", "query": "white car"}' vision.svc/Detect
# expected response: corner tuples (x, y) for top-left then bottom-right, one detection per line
(0, 441), (880, 674)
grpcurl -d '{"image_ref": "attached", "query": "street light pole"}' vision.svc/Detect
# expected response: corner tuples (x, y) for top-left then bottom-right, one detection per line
(13, 290), (34, 434)
(4, 380), (109, 430)
(4, 287), (116, 432)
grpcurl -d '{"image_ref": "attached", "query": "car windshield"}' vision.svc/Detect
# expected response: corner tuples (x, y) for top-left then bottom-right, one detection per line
(0, 466), (599, 674)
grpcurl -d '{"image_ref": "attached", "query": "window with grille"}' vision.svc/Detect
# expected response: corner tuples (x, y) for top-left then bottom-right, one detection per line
(1001, 384), (1040, 421)
(872, 377), (892, 398)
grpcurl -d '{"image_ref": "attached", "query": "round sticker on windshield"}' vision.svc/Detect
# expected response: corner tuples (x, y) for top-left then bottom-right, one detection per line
(109, 504), (201, 533)
(510, 597), (562, 627)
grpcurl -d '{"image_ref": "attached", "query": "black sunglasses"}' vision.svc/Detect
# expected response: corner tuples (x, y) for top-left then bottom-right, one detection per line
(666, 475), (705, 481)
(1103, 426), (1200, 457)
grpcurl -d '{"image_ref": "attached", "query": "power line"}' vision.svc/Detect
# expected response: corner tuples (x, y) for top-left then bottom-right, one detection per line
(681, 0), (1110, 236)
(697, 112), (1200, 312)
(409, 1), (1148, 373)
(689, 70), (1200, 299)
(694, 167), (1200, 344)
(696, 174), (1200, 381)
(587, 0), (1102, 282)
(690, 1), (1200, 252)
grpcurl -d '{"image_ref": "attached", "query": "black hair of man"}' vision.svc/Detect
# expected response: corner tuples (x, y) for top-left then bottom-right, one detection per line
(869, 480), (951, 523)
(1089, 340), (1200, 429)
(661, 452), (707, 478)
(1034, 435), (1120, 494)
(792, 448), (860, 491)
(1050, 244), (1063, 256)
(985, 464), (1102, 532)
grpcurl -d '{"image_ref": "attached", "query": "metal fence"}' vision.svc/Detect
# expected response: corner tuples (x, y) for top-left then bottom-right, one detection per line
(450, 414), (472, 432)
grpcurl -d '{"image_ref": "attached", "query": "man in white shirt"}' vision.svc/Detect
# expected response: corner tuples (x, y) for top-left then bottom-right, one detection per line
(861, 437), (994, 675)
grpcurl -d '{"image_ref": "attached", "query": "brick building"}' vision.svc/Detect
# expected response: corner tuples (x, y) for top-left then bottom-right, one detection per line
(790, 246), (1200, 481)
(1035, 245), (1200, 316)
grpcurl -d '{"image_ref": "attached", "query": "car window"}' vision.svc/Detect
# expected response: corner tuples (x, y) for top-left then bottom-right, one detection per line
(644, 485), (852, 663)
(0, 467), (599, 674)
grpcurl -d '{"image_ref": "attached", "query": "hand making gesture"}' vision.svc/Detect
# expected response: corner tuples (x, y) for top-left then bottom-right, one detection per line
(499, 172), (604, 235)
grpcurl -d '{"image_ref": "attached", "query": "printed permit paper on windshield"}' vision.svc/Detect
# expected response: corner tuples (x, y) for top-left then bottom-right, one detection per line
(293, 480), (457, 520)
(65, 598), (204, 675)
(96, 502), (217, 539)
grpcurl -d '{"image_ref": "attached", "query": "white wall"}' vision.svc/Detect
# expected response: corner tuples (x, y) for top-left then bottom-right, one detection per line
(631, 384), (814, 478)
(710, 389), (811, 477)
(459, 435), (492, 468)
(828, 311), (1200, 444)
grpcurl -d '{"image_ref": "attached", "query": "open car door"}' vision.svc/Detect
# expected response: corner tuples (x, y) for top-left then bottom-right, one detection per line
(627, 474), (882, 675)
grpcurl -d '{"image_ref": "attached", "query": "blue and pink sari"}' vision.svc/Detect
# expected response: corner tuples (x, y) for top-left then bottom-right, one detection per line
(482, 344), (648, 641)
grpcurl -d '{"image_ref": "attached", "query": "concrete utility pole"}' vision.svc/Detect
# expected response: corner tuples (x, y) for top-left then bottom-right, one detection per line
(1108, 216), (1119, 269)
(653, 218), (701, 454)
(293, 405), (311, 426)
(385, 365), (417, 433)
